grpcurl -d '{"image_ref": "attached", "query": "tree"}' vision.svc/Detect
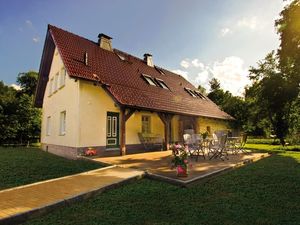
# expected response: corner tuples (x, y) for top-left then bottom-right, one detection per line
(249, 52), (297, 146)
(197, 85), (206, 95)
(17, 71), (38, 96)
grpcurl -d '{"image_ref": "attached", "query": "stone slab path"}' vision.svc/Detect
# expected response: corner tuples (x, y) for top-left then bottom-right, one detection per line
(0, 166), (144, 224)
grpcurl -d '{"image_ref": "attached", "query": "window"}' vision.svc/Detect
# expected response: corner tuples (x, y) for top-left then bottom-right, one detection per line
(54, 72), (59, 91)
(116, 53), (126, 61)
(155, 78), (169, 90)
(142, 74), (157, 86)
(60, 67), (66, 87)
(141, 115), (151, 133)
(184, 87), (197, 98)
(49, 78), (54, 96)
(155, 66), (165, 75)
(46, 116), (51, 136)
(59, 111), (66, 135)
(194, 90), (206, 99)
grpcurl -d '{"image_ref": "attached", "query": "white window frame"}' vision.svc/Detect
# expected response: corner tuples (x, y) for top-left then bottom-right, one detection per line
(155, 78), (169, 90)
(141, 115), (151, 134)
(54, 72), (59, 92)
(142, 74), (157, 86)
(46, 116), (51, 136)
(59, 111), (66, 135)
(60, 67), (66, 88)
(49, 78), (54, 96)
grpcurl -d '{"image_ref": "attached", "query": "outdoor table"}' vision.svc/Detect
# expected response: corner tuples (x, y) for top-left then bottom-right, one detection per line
(226, 136), (241, 154)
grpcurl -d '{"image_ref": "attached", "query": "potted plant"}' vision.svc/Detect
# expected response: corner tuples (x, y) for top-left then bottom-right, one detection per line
(171, 143), (189, 177)
(84, 147), (97, 156)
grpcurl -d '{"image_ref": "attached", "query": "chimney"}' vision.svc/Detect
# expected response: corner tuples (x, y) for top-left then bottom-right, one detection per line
(144, 53), (154, 67)
(98, 33), (113, 51)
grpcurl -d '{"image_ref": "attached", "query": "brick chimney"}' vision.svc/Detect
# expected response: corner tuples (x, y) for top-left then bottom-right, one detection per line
(144, 53), (154, 67)
(98, 33), (113, 51)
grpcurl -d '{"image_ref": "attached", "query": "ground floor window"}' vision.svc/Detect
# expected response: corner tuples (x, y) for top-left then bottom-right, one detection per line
(142, 115), (151, 133)
(59, 111), (66, 135)
(46, 116), (51, 136)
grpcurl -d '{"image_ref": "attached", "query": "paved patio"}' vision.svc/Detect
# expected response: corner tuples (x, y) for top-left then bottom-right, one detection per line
(93, 151), (269, 185)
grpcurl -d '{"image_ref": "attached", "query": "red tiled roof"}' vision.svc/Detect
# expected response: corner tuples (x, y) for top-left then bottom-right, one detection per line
(35, 25), (233, 120)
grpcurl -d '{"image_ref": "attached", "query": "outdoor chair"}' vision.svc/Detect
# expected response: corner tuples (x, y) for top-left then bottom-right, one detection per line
(234, 133), (249, 154)
(138, 133), (163, 151)
(209, 134), (229, 161)
(183, 133), (205, 161)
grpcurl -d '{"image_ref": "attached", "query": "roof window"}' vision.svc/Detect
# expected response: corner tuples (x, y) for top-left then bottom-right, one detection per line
(155, 66), (165, 75)
(142, 74), (157, 86)
(194, 90), (206, 99)
(184, 88), (197, 98)
(116, 53), (126, 61)
(155, 78), (169, 90)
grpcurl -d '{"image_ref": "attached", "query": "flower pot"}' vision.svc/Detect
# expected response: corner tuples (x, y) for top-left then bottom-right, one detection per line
(176, 165), (188, 177)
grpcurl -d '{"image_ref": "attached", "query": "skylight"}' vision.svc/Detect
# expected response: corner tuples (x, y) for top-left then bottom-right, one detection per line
(155, 78), (169, 90)
(116, 53), (126, 61)
(184, 88), (197, 98)
(194, 90), (206, 99)
(155, 66), (165, 75)
(142, 74), (157, 86)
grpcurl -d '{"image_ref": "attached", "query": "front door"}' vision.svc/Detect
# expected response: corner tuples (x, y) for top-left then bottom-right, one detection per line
(106, 112), (120, 149)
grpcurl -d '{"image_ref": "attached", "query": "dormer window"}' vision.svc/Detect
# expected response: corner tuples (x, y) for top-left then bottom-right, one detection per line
(116, 53), (126, 61)
(194, 90), (206, 99)
(155, 78), (169, 90)
(142, 74), (157, 86)
(185, 87), (197, 97)
(155, 66), (165, 75)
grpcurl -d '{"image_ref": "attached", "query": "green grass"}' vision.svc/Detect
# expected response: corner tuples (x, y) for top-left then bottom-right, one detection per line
(245, 143), (300, 153)
(25, 147), (300, 225)
(0, 147), (102, 190)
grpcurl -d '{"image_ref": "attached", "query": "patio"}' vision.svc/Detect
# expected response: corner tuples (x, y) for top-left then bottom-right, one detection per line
(93, 150), (269, 186)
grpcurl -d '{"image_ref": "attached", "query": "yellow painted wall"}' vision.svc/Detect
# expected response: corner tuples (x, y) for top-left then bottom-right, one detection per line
(41, 48), (79, 147)
(78, 80), (120, 147)
(126, 111), (165, 144)
(171, 115), (180, 142)
(197, 117), (229, 135)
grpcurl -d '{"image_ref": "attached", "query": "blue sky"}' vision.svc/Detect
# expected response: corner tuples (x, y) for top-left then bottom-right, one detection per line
(0, 0), (286, 95)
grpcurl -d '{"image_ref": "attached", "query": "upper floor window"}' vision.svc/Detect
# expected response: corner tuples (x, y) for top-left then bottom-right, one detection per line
(60, 67), (66, 87)
(49, 78), (54, 96)
(142, 74), (157, 86)
(54, 72), (59, 92)
(141, 115), (151, 133)
(155, 78), (169, 90)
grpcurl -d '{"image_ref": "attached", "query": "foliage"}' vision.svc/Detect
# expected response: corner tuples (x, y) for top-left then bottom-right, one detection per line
(0, 71), (41, 145)
(25, 150), (300, 225)
(171, 143), (189, 169)
(0, 147), (102, 190)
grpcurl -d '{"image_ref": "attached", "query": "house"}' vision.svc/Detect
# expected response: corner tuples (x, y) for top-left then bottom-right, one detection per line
(35, 25), (234, 159)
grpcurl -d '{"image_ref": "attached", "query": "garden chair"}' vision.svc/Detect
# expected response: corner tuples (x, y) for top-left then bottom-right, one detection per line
(183, 133), (205, 161)
(234, 133), (249, 154)
(209, 134), (229, 161)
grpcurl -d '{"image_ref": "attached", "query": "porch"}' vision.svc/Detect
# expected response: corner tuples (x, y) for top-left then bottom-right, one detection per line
(92, 151), (269, 186)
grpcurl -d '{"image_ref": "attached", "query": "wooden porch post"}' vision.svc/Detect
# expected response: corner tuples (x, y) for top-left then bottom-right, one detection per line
(158, 112), (174, 150)
(120, 107), (136, 156)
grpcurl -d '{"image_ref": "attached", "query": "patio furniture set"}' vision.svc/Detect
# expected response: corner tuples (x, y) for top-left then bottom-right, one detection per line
(180, 130), (248, 161)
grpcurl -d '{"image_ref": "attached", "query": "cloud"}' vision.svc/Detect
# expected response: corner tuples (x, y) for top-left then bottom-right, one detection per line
(191, 59), (204, 68)
(174, 56), (251, 96)
(180, 60), (190, 68)
(237, 17), (258, 30)
(10, 84), (21, 90)
(25, 20), (33, 28)
(32, 37), (40, 43)
(220, 27), (232, 37)
(172, 69), (189, 80)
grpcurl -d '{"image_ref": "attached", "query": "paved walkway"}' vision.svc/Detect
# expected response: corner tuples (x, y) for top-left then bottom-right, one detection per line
(0, 166), (144, 224)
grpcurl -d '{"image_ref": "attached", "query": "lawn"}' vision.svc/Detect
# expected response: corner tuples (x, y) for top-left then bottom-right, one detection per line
(25, 147), (300, 225)
(0, 147), (102, 190)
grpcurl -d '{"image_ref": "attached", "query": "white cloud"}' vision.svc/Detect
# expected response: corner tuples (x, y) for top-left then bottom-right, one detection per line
(237, 17), (258, 30)
(32, 36), (40, 43)
(180, 60), (190, 68)
(191, 59), (204, 68)
(25, 20), (33, 28)
(220, 27), (232, 37)
(174, 56), (251, 96)
(10, 84), (21, 90)
(172, 69), (189, 80)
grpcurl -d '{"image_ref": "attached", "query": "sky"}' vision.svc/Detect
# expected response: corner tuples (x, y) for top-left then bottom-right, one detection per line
(0, 0), (287, 96)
